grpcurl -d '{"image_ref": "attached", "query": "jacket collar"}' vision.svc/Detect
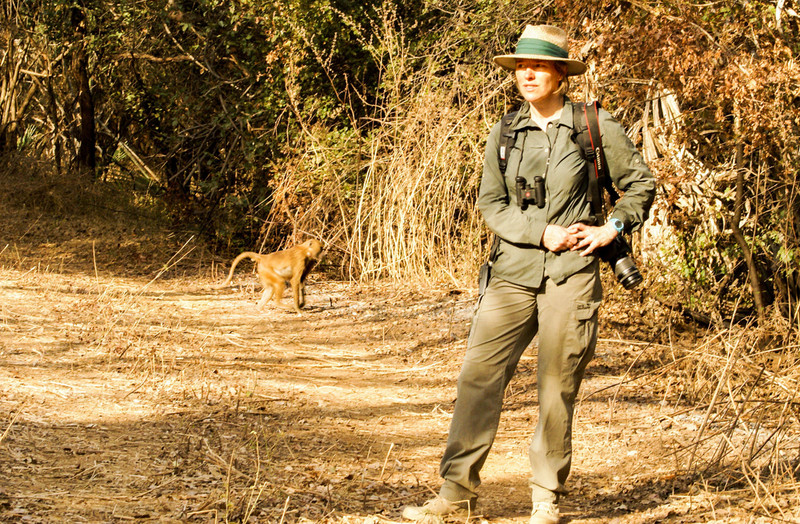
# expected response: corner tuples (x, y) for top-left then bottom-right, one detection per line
(512, 98), (576, 131)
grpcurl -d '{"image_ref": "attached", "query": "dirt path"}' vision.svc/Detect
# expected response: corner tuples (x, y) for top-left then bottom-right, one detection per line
(0, 267), (773, 523)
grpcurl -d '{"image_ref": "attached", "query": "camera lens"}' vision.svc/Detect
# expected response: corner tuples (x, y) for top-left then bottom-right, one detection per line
(614, 256), (643, 289)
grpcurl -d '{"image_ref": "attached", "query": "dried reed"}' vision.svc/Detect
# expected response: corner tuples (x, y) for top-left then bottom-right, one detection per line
(671, 320), (800, 516)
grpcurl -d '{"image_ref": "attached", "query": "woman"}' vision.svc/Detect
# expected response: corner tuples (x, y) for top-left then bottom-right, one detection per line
(403, 25), (656, 523)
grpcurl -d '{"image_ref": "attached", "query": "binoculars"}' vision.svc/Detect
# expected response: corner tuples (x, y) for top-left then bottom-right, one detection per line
(516, 176), (545, 210)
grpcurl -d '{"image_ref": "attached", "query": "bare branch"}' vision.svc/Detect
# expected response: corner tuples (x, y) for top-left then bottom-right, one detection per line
(113, 52), (194, 63)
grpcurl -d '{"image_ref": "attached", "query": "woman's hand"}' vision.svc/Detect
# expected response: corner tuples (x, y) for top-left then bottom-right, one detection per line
(567, 222), (618, 256)
(541, 224), (579, 252)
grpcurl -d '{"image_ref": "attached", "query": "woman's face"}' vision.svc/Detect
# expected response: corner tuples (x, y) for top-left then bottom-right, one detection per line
(515, 59), (563, 106)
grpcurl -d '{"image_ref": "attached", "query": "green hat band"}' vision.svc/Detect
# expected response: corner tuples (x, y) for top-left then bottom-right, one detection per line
(515, 38), (568, 59)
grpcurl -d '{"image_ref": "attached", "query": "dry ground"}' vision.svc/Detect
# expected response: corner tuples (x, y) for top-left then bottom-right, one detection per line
(1, 267), (790, 524)
(1, 163), (797, 523)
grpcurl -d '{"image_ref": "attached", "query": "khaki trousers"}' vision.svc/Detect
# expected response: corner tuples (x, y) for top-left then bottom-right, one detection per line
(439, 263), (602, 505)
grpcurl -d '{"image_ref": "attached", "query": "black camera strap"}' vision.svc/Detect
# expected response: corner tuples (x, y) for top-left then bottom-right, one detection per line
(572, 101), (620, 224)
(498, 110), (519, 176)
(573, 102), (644, 290)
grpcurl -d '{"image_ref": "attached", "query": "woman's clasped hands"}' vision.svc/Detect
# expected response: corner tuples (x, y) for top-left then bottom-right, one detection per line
(541, 222), (618, 256)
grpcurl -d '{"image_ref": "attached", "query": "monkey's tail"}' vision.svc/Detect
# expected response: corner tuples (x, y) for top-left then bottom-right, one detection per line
(212, 252), (261, 289)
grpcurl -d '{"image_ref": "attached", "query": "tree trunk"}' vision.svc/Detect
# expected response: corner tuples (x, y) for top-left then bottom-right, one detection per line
(71, 5), (96, 174)
(730, 112), (767, 324)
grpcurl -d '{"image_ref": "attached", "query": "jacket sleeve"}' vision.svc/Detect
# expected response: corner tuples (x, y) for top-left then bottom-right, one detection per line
(477, 121), (548, 246)
(599, 109), (657, 233)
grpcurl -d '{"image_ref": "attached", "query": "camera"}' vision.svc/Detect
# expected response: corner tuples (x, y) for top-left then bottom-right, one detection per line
(515, 176), (545, 210)
(596, 236), (643, 289)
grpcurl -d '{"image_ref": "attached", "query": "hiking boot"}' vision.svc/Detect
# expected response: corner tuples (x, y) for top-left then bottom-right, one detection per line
(402, 495), (475, 521)
(529, 501), (559, 524)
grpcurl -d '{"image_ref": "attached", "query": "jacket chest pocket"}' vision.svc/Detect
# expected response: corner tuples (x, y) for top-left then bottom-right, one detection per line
(554, 144), (589, 191)
(518, 138), (549, 179)
(507, 143), (547, 191)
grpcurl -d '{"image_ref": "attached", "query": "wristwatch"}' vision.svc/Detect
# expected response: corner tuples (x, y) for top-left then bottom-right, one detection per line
(609, 218), (624, 234)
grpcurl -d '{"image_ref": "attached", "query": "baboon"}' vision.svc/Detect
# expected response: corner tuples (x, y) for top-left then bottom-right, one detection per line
(214, 239), (323, 313)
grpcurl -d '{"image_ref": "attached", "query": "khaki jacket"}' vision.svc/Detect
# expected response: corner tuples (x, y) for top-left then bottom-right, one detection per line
(478, 99), (656, 288)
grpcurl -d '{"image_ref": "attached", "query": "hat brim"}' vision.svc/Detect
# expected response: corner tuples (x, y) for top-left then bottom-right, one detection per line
(494, 54), (587, 76)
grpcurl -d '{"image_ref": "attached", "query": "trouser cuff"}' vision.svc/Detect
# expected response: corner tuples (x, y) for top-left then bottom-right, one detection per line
(439, 480), (478, 508)
(530, 483), (559, 504)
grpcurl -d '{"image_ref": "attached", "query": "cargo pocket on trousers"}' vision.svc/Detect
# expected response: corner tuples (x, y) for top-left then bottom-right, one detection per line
(572, 299), (602, 374)
(575, 300), (601, 321)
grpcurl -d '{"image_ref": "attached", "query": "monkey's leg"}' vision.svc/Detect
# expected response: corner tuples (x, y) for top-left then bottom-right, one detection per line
(290, 275), (307, 313)
(256, 286), (275, 309)
(297, 282), (306, 309)
(271, 280), (286, 308)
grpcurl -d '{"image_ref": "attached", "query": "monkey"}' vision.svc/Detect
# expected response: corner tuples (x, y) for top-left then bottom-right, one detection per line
(214, 239), (323, 313)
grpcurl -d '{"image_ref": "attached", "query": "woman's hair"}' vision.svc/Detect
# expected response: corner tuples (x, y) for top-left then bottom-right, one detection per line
(553, 61), (569, 96)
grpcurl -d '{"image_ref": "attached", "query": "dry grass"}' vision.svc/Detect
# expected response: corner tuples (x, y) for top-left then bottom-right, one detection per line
(672, 321), (800, 519)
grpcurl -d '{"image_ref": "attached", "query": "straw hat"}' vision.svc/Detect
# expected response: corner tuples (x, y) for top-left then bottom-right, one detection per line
(494, 24), (586, 76)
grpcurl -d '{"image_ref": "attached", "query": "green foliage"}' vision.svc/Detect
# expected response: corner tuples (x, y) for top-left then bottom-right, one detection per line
(16, 126), (39, 151)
